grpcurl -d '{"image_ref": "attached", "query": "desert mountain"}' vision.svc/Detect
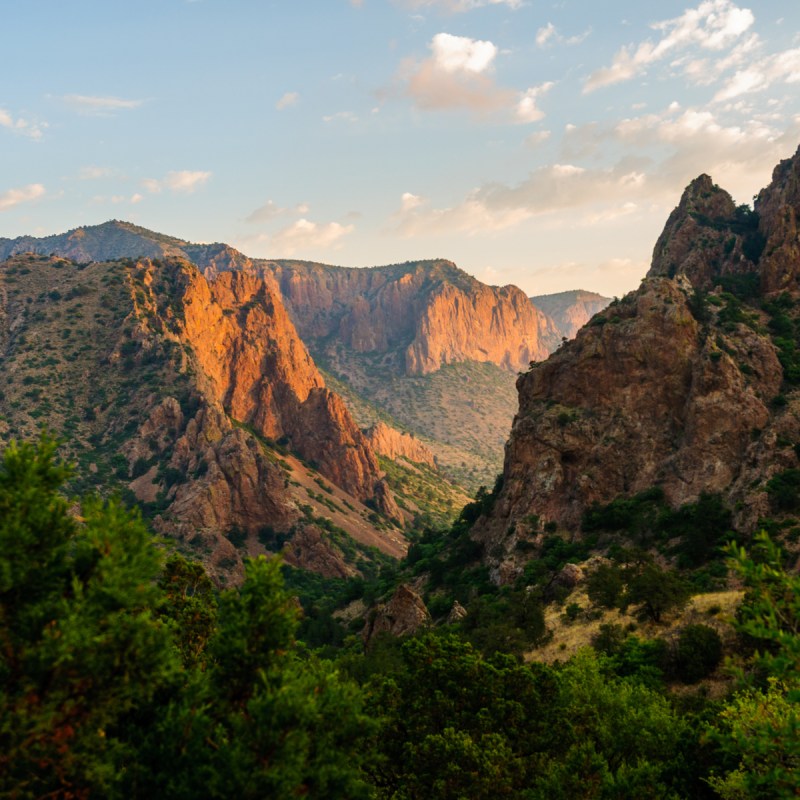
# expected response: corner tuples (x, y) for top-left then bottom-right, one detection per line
(0, 222), (571, 491)
(530, 290), (612, 340)
(475, 145), (800, 583)
(0, 251), (412, 583)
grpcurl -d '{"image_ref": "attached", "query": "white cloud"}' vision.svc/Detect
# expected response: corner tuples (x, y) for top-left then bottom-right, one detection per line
(63, 94), (143, 113)
(585, 0), (755, 92)
(401, 192), (425, 212)
(516, 82), (554, 122)
(130, 193), (143, 204)
(142, 170), (211, 194)
(401, 32), (530, 118)
(431, 32), (497, 73)
(0, 183), (45, 212)
(536, 23), (556, 47)
(268, 219), (355, 255)
(276, 91), (299, 110)
(0, 108), (46, 140)
(322, 111), (359, 123)
(536, 22), (589, 48)
(713, 47), (800, 101)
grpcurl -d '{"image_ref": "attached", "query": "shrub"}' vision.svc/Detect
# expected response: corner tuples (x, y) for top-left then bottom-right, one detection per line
(674, 624), (723, 683)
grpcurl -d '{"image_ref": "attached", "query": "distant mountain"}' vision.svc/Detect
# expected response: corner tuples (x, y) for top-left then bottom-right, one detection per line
(530, 290), (612, 340)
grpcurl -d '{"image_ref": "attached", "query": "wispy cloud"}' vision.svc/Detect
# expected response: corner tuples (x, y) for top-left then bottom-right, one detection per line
(276, 91), (299, 110)
(713, 46), (800, 101)
(585, 0), (754, 92)
(266, 218), (355, 255)
(390, 103), (800, 241)
(0, 108), (46, 140)
(142, 170), (211, 194)
(78, 166), (115, 180)
(0, 183), (45, 212)
(535, 22), (590, 48)
(322, 111), (359, 123)
(245, 199), (309, 223)
(63, 94), (144, 114)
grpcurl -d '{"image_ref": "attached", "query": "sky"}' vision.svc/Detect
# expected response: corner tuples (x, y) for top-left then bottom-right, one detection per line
(2, 0), (799, 297)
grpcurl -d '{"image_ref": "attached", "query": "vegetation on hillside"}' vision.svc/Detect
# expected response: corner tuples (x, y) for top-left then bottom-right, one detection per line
(1, 437), (798, 798)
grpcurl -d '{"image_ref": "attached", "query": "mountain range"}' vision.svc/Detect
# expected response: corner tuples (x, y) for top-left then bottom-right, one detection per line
(0, 222), (609, 581)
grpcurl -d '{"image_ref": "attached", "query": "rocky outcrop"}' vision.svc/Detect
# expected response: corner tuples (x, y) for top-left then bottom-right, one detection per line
(648, 174), (761, 289)
(530, 290), (612, 340)
(475, 148), (800, 583)
(362, 584), (431, 646)
(267, 260), (560, 375)
(756, 145), (800, 294)
(179, 267), (386, 503)
(364, 421), (436, 468)
(282, 525), (355, 579)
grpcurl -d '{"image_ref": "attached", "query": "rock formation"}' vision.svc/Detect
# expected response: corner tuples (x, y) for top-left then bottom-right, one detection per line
(267, 259), (561, 375)
(475, 144), (800, 582)
(364, 421), (436, 468)
(0, 252), (401, 584)
(362, 583), (431, 647)
(176, 265), (392, 507)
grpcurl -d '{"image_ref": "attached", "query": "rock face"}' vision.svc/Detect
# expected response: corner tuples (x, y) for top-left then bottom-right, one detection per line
(179, 267), (385, 503)
(475, 145), (800, 582)
(364, 421), (436, 468)
(530, 290), (612, 340)
(648, 174), (763, 289)
(266, 260), (560, 375)
(757, 149), (800, 293)
(362, 584), (431, 647)
(0, 251), (404, 585)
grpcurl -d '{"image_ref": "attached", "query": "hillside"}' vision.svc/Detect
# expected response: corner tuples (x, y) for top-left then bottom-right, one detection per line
(0, 252), (408, 583)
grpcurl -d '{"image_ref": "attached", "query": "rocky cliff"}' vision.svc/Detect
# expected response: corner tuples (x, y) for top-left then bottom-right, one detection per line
(364, 421), (436, 468)
(178, 266), (386, 503)
(530, 290), (612, 340)
(266, 259), (560, 375)
(475, 144), (800, 583)
(0, 221), (567, 493)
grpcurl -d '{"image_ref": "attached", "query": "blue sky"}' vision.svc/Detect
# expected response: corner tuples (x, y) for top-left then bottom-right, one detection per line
(2, 0), (799, 295)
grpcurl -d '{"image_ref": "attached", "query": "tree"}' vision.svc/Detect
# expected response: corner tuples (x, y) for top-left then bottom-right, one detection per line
(704, 533), (800, 798)
(624, 561), (690, 623)
(0, 438), (373, 799)
(674, 624), (723, 684)
(0, 437), (178, 797)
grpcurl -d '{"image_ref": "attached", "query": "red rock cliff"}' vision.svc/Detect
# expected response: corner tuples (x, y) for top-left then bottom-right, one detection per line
(266, 260), (560, 375)
(180, 267), (385, 501)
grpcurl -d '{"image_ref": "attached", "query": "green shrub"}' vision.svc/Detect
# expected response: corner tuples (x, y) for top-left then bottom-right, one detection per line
(674, 624), (723, 683)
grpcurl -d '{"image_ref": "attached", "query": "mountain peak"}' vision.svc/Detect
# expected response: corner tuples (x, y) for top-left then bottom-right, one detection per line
(647, 172), (757, 289)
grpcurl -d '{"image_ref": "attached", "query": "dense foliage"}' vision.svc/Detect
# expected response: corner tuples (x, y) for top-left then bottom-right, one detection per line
(1, 439), (798, 798)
